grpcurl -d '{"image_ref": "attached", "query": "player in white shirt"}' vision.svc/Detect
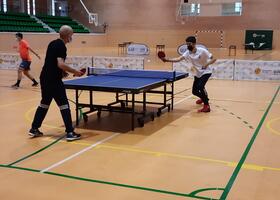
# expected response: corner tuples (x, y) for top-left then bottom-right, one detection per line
(161, 36), (216, 112)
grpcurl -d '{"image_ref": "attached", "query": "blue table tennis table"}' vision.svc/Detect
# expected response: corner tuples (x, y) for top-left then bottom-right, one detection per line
(64, 68), (188, 130)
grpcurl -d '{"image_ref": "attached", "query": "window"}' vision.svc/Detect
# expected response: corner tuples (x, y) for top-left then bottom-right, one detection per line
(222, 2), (242, 16)
(51, 0), (55, 16)
(235, 2), (242, 13)
(180, 3), (200, 16)
(3, 0), (7, 12)
(191, 4), (200, 14)
(27, 0), (30, 14)
(32, 0), (36, 15)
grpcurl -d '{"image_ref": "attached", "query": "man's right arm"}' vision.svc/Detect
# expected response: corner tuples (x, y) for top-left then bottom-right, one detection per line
(162, 55), (185, 63)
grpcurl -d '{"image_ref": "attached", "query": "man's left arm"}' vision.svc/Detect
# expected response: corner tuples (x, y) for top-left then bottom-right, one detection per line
(202, 49), (216, 69)
(203, 56), (216, 69)
(28, 47), (41, 59)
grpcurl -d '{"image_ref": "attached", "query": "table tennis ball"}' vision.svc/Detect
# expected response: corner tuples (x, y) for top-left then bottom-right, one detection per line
(108, 63), (113, 68)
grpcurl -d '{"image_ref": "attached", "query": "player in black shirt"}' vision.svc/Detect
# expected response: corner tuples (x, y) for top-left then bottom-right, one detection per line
(29, 25), (83, 141)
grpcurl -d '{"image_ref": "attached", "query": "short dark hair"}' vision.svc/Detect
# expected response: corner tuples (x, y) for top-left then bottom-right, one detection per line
(186, 36), (196, 43)
(15, 32), (23, 39)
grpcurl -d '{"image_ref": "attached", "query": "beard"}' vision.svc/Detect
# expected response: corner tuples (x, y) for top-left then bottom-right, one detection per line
(187, 45), (194, 51)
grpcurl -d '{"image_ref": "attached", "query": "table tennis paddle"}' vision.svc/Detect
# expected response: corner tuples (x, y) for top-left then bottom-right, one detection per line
(80, 68), (86, 75)
(73, 68), (86, 77)
(157, 51), (166, 59)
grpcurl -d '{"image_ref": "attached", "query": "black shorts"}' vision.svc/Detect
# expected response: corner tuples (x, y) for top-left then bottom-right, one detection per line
(19, 60), (31, 70)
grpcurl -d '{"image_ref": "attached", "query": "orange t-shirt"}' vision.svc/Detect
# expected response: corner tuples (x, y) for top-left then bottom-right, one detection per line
(19, 39), (31, 61)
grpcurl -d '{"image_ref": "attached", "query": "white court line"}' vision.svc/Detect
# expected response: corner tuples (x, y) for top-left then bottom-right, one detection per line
(40, 133), (120, 173)
(174, 94), (193, 105)
(40, 95), (193, 173)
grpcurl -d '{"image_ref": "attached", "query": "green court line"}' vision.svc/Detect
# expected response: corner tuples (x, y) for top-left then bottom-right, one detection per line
(5, 87), (278, 199)
(15, 99), (84, 167)
(0, 164), (40, 172)
(220, 86), (280, 200)
(44, 171), (213, 199)
(0, 164), (214, 200)
(7, 134), (65, 166)
(189, 187), (224, 197)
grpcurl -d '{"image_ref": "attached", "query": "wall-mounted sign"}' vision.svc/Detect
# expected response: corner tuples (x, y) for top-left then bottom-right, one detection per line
(0, 53), (20, 70)
(245, 30), (273, 50)
(127, 43), (150, 55)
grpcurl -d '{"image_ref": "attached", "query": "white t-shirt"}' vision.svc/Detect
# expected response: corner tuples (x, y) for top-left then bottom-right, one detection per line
(182, 47), (212, 78)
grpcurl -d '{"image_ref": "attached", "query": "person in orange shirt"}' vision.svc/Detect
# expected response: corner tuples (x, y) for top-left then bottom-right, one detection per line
(12, 32), (41, 89)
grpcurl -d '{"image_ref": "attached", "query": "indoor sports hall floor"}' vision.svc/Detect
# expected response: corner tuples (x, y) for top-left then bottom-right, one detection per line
(0, 47), (279, 200)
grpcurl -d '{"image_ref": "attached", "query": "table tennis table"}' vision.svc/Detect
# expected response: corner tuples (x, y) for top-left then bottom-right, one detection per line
(64, 68), (188, 130)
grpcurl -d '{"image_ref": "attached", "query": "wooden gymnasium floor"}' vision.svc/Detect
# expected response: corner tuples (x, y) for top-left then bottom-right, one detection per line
(0, 47), (280, 200)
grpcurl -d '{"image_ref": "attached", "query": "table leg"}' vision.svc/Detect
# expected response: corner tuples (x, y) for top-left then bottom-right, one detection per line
(75, 89), (79, 126)
(131, 93), (135, 130)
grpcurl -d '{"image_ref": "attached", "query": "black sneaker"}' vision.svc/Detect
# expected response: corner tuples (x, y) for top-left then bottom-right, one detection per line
(66, 132), (81, 141)
(11, 84), (19, 89)
(32, 82), (39, 87)
(29, 128), (44, 138)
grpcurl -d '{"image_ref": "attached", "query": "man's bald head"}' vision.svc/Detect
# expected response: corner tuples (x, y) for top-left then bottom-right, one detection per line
(59, 25), (73, 43)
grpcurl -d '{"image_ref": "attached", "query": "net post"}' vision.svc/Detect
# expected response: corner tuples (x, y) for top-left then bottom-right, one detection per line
(172, 70), (176, 110)
(87, 67), (90, 76)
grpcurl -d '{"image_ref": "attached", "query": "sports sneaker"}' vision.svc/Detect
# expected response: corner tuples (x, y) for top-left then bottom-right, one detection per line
(29, 128), (44, 137)
(196, 99), (203, 104)
(198, 105), (211, 113)
(66, 132), (81, 141)
(32, 82), (39, 87)
(11, 84), (19, 89)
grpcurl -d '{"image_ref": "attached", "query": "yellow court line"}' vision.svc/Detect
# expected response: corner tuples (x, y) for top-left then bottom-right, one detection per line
(266, 117), (280, 135)
(25, 106), (64, 131)
(42, 137), (280, 172)
(43, 137), (92, 146)
(25, 101), (280, 172)
(0, 97), (39, 109)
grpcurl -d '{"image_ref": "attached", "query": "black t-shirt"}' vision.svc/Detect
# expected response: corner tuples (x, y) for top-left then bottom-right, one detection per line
(40, 39), (67, 83)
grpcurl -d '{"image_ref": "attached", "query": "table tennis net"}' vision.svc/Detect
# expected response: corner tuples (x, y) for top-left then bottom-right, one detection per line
(88, 67), (176, 80)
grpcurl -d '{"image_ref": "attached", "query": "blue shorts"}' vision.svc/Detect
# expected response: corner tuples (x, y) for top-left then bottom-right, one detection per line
(19, 60), (31, 70)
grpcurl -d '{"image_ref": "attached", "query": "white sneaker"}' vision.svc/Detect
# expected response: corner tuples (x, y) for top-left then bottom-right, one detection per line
(66, 132), (81, 141)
